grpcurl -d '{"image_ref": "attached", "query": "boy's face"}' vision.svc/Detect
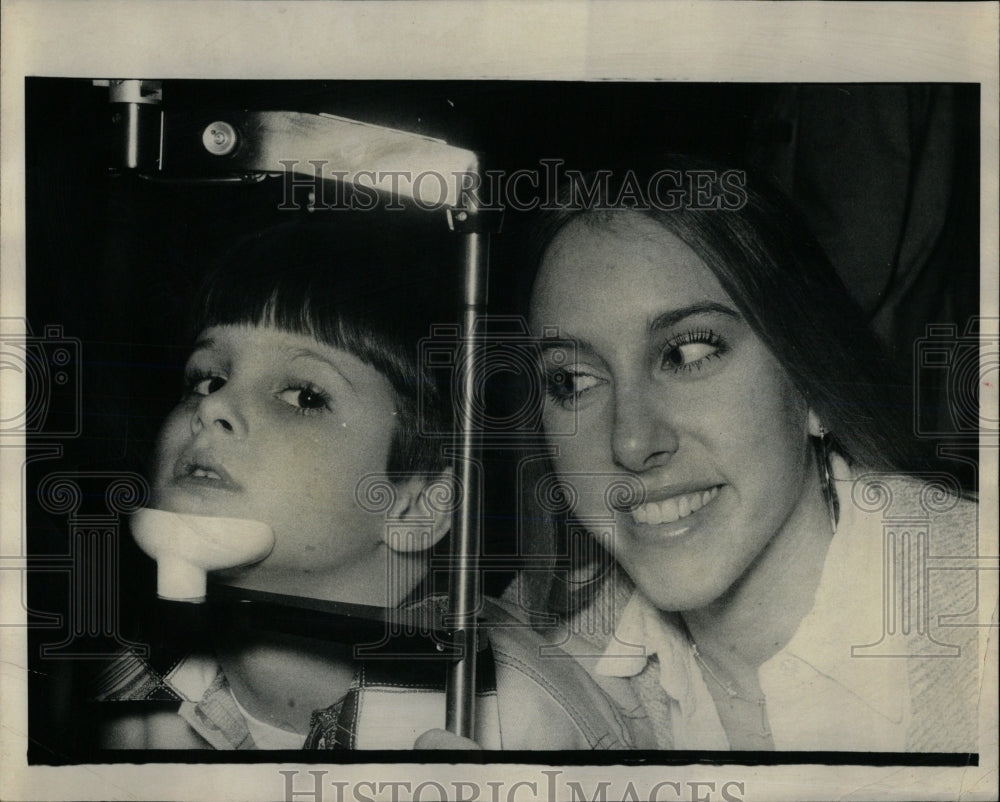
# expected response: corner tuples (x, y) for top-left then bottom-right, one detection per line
(151, 323), (401, 604)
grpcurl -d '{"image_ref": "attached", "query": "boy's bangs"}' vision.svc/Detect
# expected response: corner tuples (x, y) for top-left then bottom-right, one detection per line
(191, 218), (454, 365)
(196, 273), (358, 355)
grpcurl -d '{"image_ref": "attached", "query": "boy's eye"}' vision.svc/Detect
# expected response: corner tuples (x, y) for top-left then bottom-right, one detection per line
(187, 373), (226, 397)
(277, 385), (332, 413)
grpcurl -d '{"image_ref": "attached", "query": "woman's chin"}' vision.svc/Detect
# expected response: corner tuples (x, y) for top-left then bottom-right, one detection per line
(622, 555), (733, 613)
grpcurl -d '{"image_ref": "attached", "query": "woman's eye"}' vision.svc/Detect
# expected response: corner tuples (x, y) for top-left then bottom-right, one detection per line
(662, 341), (718, 369)
(186, 373), (226, 397)
(277, 386), (331, 413)
(660, 330), (726, 373)
(546, 368), (605, 408)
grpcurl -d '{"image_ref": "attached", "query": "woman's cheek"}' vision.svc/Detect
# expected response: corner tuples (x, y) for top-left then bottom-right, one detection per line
(551, 424), (594, 475)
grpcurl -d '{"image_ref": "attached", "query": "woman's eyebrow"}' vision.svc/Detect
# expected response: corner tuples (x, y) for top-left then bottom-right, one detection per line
(539, 336), (599, 360)
(647, 302), (739, 333)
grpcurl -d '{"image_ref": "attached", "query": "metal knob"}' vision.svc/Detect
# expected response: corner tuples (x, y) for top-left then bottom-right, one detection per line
(202, 121), (239, 156)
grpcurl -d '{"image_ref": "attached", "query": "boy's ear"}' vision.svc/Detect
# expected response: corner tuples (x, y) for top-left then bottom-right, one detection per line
(383, 467), (454, 554)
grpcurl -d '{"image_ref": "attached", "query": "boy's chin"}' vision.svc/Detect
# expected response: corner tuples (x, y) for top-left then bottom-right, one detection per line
(209, 561), (282, 591)
(211, 564), (256, 582)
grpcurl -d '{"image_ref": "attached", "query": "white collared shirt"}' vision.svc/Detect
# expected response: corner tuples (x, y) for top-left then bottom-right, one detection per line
(593, 468), (912, 751)
(168, 653), (306, 749)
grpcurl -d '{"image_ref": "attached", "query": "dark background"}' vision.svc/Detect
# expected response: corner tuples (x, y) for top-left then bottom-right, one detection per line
(23, 78), (980, 762)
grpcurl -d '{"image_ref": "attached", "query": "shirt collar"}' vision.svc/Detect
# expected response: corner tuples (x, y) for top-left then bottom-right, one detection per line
(173, 657), (256, 749)
(594, 592), (702, 714)
(775, 460), (907, 722)
(165, 652), (221, 701)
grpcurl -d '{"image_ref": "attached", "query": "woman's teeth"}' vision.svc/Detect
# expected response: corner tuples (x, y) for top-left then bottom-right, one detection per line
(191, 467), (221, 480)
(631, 486), (720, 525)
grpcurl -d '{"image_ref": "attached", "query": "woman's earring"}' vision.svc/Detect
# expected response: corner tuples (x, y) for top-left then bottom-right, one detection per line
(815, 426), (840, 533)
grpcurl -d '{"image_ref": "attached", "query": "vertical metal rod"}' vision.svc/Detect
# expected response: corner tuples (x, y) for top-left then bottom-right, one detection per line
(124, 103), (142, 170)
(445, 229), (488, 738)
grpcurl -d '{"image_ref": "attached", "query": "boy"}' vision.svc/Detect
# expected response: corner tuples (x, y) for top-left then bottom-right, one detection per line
(96, 217), (634, 750)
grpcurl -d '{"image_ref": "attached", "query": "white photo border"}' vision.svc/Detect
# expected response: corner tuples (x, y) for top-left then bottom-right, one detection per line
(2, 2), (997, 801)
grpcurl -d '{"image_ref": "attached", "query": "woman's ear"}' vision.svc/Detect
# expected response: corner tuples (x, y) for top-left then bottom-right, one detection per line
(807, 409), (825, 438)
(382, 468), (454, 554)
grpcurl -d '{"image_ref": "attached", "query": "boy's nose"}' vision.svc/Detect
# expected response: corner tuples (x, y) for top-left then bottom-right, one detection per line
(611, 384), (679, 473)
(191, 387), (248, 439)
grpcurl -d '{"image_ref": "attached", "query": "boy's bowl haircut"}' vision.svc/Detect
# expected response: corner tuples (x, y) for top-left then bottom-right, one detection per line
(192, 215), (460, 477)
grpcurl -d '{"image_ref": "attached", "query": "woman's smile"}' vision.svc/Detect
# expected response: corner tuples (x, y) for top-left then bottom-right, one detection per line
(629, 484), (722, 528)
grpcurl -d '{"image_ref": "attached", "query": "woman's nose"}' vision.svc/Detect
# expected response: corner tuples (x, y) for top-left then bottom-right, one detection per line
(190, 384), (248, 439)
(611, 384), (679, 472)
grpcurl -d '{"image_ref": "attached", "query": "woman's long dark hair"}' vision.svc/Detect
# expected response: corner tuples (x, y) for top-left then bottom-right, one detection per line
(514, 154), (929, 615)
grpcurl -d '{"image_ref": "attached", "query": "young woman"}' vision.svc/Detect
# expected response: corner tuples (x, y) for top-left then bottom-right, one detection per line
(521, 157), (981, 752)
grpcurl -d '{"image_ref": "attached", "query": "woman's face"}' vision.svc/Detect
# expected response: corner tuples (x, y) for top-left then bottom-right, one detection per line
(151, 323), (400, 604)
(530, 213), (818, 611)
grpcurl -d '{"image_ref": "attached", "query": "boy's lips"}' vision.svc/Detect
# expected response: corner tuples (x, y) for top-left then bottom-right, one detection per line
(172, 454), (242, 491)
